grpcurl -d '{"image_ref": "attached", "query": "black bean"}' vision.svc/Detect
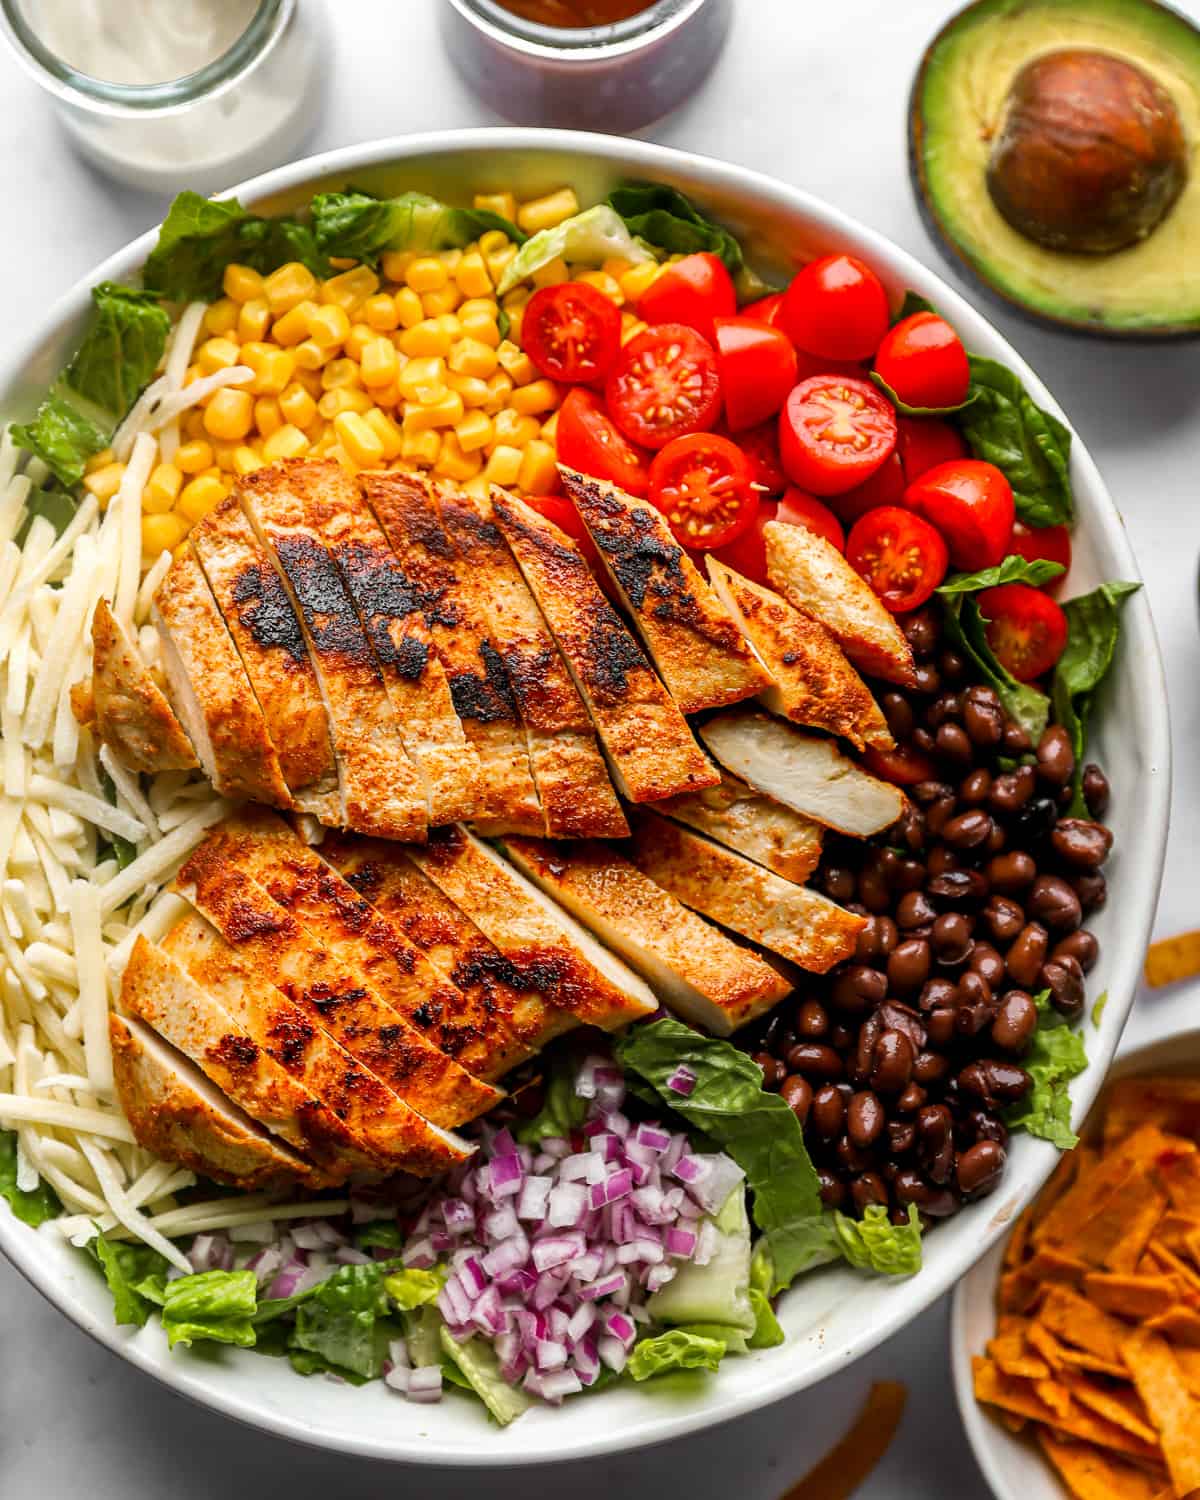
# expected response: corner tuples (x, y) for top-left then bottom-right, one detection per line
(754, 1053), (786, 1090)
(829, 1022), (855, 1051)
(986, 851), (1037, 894)
(959, 768), (993, 806)
(913, 727), (937, 755)
(880, 692), (915, 742)
(785, 1043), (844, 1080)
(896, 891), (937, 930)
(1008, 796), (1059, 849)
(897, 1082), (927, 1114)
(926, 846), (961, 877)
(780, 1075), (812, 1124)
(927, 692), (963, 728)
(894, 803), (927, 853)
(912, 663), (941, 695)
(892, 858), (927, 893)
(871, 1030), (915, 1093)
(822, 865), (856, 903)
(835, 1135), (872, 1173)
(932, 912), (973, 964)
(941, 650), (969, 686)
(1072, 871), (1107, 914)
(935, 721), (973, 769)
(1006, 922), (1049, 988)
(1041, 956), (1085, 1021)
(887, 939), (932, 996)
(943, 809), (995, 850)
(956, 1141), (1007, 1198)
(902, 607), (941, 658)
(1027, 874), (1083, 932)
(886, 1120), (917, 1155)
(982, 895), (1025, 945)
(958, 1059), (1032, 1107)
(913, 1050), (950, 1086)
(1051, 929), (1099, 974)
(850, 1172), (890, 1213)
(877, 1002), (928, 1052)
(927, 869), (989, 909)
(817, 1169), (846, 1208)
(916, 1104), (956, 1184)
(926, 1007), (957, 1048)
(965, 1109), (1009, 1147)
(918, 976), (958, 1013)
(856, 867), (892, 914)
(963, 687), (1004, 747)
(811, 1085), (846, 1140)
(796, 999), (829, 1038)
(988, 766), (1036, 816)
(894, 1170), (959, 1217)
(831, 964), (888, 1014)
(969, 942), (1007, 990)
(1003, 720), (1033, 754)
(1082, 763), (1110, 818)
(912, 780), (954, 806)
(926, 795), (957, 837)
(847, 1090), (886, 1149)
(1037, 725), (1076, 788)
(991, 991), (1038, 1053)
(1050, 818), (1113, 871)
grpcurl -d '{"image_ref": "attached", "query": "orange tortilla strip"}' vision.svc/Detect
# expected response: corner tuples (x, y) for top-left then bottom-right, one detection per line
(1005, 1209), (1034, 1270)
(1186, 1229), (1200, 1272)
(1076, 1179), (1167, 1271)
(1037, 1430), (1167, 1500)
(1027, 1321), (1070, 1372)
(1025, 1248), (1090, 1285)
(1174, 1346), (1200, 1396)
(777, 1381), (907, 1500)
(1145, 1241), (1200, 1297)
(1035, 1130), (1167, 1249)
(973, 1358), (1161, 1461)
(1144, 1308), (1200, 1347)
(1032, 1146), (1089, 1227)
(1122, 1328), (1200, 1498)
(1103, 1079), (1200, 1148)
(1060, 1371), (1159, 1446)
(1081, 1274), (1182, 1322)
(1148, 1213), (1200, 1259)
(989, 1328), (1051, 1381)
(1040, 1286), (1130, 1367)
(1036, 1378), (1074, 1420)
(1159, 1152), (1200, 1219)
(1144, 930), (1200, 989)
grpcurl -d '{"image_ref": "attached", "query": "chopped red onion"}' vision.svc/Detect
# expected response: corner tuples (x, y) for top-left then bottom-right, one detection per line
(442, 1198), (475, 1235)
(578, 1270), (626, 1302)
(665, 1226), (697, 1259)
(603, 1309), (636, 1347)
(488, 1155), (524, 1199)
(388, 1337), (410, 1369)
(566, 1301), (596, 1343)
(333, 1246), (373, 1266)
(694, 1220), (718, 1267)
(292, 1221), (344, 1251)
(547, 1181), (587, 1228)
(531, 1234), (582, 1273)
(536, 1338), (568, 1371)
(645, 1263), (677, 1293)
(666, 1065), (697, 1097)
(597, 1335), (628, 1373)
(406, 1366), (443, 1403)
(634, 1123), (672, 1153)
(401, 1236), (436, 1269)
(516, 1175), (552, 1221)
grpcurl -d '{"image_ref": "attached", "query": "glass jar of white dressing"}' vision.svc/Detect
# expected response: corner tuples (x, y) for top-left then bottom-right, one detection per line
(0, 0), (325, 195)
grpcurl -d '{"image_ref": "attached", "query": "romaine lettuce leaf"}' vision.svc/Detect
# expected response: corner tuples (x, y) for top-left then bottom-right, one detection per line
(957, 356), (1074, 528)
(290, 1261), (398, 1379)
(10, 394), (108, 489)
(88, 1231), (169, 1326)
(1005, 991), (1088, 1149)
(383, 1266), (443, 1311)
(832, 1204), (923, 1276)
(0, 1129), (61, 1227)
(606, 182), (769, 299)
(64, 282), (170, 418)
(628, 1328), (726, 1381)
(438, 1325), (531, 1425)
(312, 191), (524, 267)
(748, 1289), (784, 1348)
(143, 191), (328, 303)
(647, 1183), (755, 1336)
(514, 1050), (588, 1144)
(496, 205), (652, 296)
(354, 1220), (404, 1252)
(161, 1268), (258, 1349)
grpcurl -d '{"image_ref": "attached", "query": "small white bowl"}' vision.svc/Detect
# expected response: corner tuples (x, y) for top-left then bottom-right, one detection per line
(951, 1021), (1200, 1500)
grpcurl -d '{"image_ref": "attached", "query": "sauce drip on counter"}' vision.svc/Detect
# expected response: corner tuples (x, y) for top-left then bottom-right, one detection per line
(491, 0), (659, 27)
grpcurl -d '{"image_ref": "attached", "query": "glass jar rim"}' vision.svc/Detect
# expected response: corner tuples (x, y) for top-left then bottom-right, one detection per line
(448, 0), (709, 56)
(0, 0), (291, 114)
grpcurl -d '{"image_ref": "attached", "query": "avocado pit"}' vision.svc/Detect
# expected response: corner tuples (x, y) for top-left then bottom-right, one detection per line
(986, 48), (1188, 254)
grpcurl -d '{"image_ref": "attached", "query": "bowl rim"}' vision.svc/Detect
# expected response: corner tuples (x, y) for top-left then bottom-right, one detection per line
(0, 125), (1173, 1467)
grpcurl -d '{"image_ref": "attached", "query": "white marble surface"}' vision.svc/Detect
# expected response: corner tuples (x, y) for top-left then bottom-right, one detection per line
(2, 1), (1199, 1494)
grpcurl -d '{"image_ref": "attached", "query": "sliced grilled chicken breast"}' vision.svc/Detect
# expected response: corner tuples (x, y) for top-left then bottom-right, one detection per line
(192, 498), (339, 822)
(85, 598), (197, 774)
(322, 833), (546, 1075)
(110, 1013), (315, 1190)
(629, 813), (865, 973)
(176, 836), (496, 1132)
(700, 710), (905, 837)
(501, 836), (791, 1038)
(162, 914), (464, 1175)
(362, 470), (541, 834)
(764, 521), (916, 687)
(490, 489), (718, 803)
(655, 769), (825, 884)
(410, 825), (658, 1032)
(237, 461), (426, 842)
(152, 548), (294, 806)
(706, 558), (894, 752)
(562, 469), (772, 714)
(434, 484), (626, 839)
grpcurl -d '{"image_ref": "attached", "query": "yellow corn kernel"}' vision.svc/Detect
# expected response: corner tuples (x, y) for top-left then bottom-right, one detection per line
(279, 382), (318, 429)
(142, 512), (188, 555)
(454, 250), (493, 299)
(401, 428), (442, 467)
(321, 357), (363, 391)
(460, 473), (490, 502)
(398, 356), (447, 403)
(82, 461), (125, 504)
(441, 248), (464, 274)
(270, 299), (319, 347)
(459, 310), (501, 349)
(518, 441), (558, 496)
(254, 397), (284, 438)
(182, 409), (207, 440)
(435, 432), (483, 483)
(541, 411), (559, 444)
(198, 465), (222, 483)
(305, 302), (350, 351)
(447, 371), (492, 408)
(381, 250), (415, 284)
(144, 462), (182, 513)
(369, 378), (403, 410)
(223, 264), (265, 304)
(398, 318), (452, 359)
(505, 305), (525, 343)
(363, 407), (403, 461)
(183, 363), (203, 387)
(459, 296), (501, 321)
(575, 269), (624, 305)
(454, 410), (493, 454)
(529, 257), (567, 290)
(518, 188), (579, 235)
(484, 371), (514, 412)
(388, 286), (422, 330)
(484, 243), (517, 285)
(264, 261), (319, 315)
(510, 379), (559, 418)
(176, 439), (214, 474)
(321, 264), (379, 313)
(317, 387), (374, 420)
(475, 192), (517, 223)
(203, 299), (239, 337)
(342, 322), (373, 362)
(500, 286), (529, 312)
(212, 441), (242, 472)
(197, 336), (241, 374)
(363, 293), (401, 332)
(403, 391), (465, 433)
(444, 337), (495, 381)
(421, 285), (461, 318)
(490, 409), (541, 450)
(497, 341), (536, 385)
(234, 446), (264, 476)
(176, 475), (227, 523)
(333, 411), (384, 468)
(294, 367), (324, 399)
(406, 257), (448, 295)
(360, 337), (399, 389)
(239, 343), (290, 395)
(309, 430), (338, 459)
(236, 297), (271, 343)
(293, 338), (332, 372)
(621, 314), (647, 346)
(303, 414), (329, 445)
(602, 257), (633, 280)
(484, 445), (523, 486)
(203, 387), (254, 441)
(619, 261), (662, 303)
(261, 424), (311, 462)
(83, 447), (115, 475)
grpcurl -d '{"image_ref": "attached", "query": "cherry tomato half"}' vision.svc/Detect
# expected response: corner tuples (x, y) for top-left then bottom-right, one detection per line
(732, 420), (787, 496)
(649, 432), (758, 550)
(710, 498), (777, 582)
(874, 312), (970, 410)
(523, 282), (621, 385)
(606, 323), (722, 451)
(638, 252), (736, 340)
(779, 375), (898, 497)
(902, 458), (1015, 572)
(781, 254), (890, 361)
(861, 743), (938, 787)
(713, 316), (799, 431)
(846, 505), (949, 613)
(977, 583), (1069, 681)
(776, 488), (845, 552)
(556, 387), (651, 497)
(896, 416), (968, 485)
(829, 452), (905, 526)
(740, 291), (785, 327)
(1009, 521), (1072, 593)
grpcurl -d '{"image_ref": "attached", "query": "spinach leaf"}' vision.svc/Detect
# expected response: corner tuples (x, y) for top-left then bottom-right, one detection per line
(832, 1204), (923, 1276)
(937, 556), (1065, 594)
(88, 1231), (169, 1326)
(11, 395), (108, 489)
(892, 290), (936, 322)
(514, 1049), (588, 1145)
(942, 593), (1051, 742)
(956, 356), (1074, 528)
(1005, 991), (1088, 1150)
(871, 368), (977, 419)
(0, 1129), (61, 1227)
(15, 486), (79, 546)
(161, 1268), (258, 1349)
(144, 191), (328, 302)
(65, 282), (170, 418)
(606, 182), (769, 299)
(311, 190), (524, 267)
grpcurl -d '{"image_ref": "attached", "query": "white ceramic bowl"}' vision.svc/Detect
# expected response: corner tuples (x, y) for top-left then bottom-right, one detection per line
(0, 129), (1172, 1466)
(952, 1022), (1199, 1500)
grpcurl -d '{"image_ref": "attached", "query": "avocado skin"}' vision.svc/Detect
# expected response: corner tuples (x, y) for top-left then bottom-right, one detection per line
(909, 0), (1200, 341)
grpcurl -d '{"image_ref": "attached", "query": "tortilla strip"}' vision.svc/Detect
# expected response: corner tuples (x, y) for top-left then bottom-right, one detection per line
(1173, 1346), (1200, 1397)
(1144, 930), (1200, 989)
(1151, 1213), (1200, 1259)
(1144, 1307), (1200, 1347)
(989, 1327), (1051, 1381)
(973, 1358), (1161, 1461)
(1102, 1080), (1200, 1148)
(1027, 1322), (1070, 1372)
(1061, 1371), (1159, 1446)
(1145, 1240), (1200, 1297)
(1032, 1145), (1091, 1226)
(1035, 1128), (1171, 1248)
(1122, 1328), (1200, 1498)
(1103, 1188), (1169, 1275)
(1004, 1209), (1034, 1270)
(1040, 1286), (1130, 1367)
(1081, 1273), (1182, 1322)
(1036, 1379), (1073, 1420)
(1037, 1430), (1167, 1500)
(1159, 1151), (1200, 1219)
(777, 1381), (907, 1500)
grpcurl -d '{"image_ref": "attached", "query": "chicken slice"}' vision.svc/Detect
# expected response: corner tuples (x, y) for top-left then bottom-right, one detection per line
(176, 833), (497, 1131)
(700, 710), (905, 837)
(562, 469), (771, 714)
(192, 498), (339, 822)
(110, 1013), (315, 1190)
(706, 557), (894, 752)
(490, 489), (718, 803)
(361, 470), (540, 834)
(433, 484), (626, 839)
(410, 825), (657, 1032)
(152, 548), (294, 806)
(655, 769), (825, 884)
(501, 836), (791, 1038)
(237, 461), (426, 842)
(80, 599), (198, 774)
(764, 521), (916, 687)
(322, 832), (547, 1073)
(162, 914), (465, 1175)
(629, 813), (865, 973)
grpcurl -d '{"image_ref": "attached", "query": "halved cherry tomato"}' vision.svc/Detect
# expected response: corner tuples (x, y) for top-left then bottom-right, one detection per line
(829, 453), (905, 525)
(862, 743), (938, 786)
(874, 312), (970, 410)
(606, 323), (722, 451)
(781, 254), (890, 361)
(776, 488), (845, 552)
(792, 348), (871, 383)
(846, 505), (949, 613)
(710, 498), (777, 582)
(977, 582), (1068, 681)
(779, 375), (898, 496)
(731, 420), (787, 495)
(902, 458), (1014, 572)
(523, 282), (622, 385)
(740, 292), (785, 327)
(649, 432), (757, 550)
(638, 252), (736, 340)
(713, 316), (799, 431)
(896, 416), (968, 484)
(1009, 521), (1072, 593)
(556, 387), (651, 497)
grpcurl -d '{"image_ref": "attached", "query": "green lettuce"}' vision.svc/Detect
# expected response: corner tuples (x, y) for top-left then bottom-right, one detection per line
(937, 555), (1066, 595)
(88, 1232), (169, 1327)
(144, 191), (328, 303)
(161, 1269), (258, 1349)
(1051, 582), (1140, 816)
(383, 1266), (443, 1311)
(647, 1184), (755, 1337)
(628, 1328), (726, 1381)
(871, 369), (976, 420)
(14, 486), (79, 546)
(354, 1221), (404, 1252)
(438, 1326), (531, 1425)
(290, 1261), (399, 1380)
(312, 190), (524, 268)
(606, 182), (769, 299)
(496, 205), (651, 296)
(1092, 990), (1109, 1028)
(957, 356), (1074, 528)
(832, 1204), (923, 1276)
(747, 1245), (784, 1348)
(1005, 991), (1088, 1150)
(11, 394), (108, 489)
(64, 282), (170, 418)
(0, 1130), (61, 1227)
(514, 1051), (588, 1145)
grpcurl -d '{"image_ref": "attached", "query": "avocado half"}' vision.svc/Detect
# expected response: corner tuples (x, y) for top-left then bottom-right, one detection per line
(910, 0), (1200, 339)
